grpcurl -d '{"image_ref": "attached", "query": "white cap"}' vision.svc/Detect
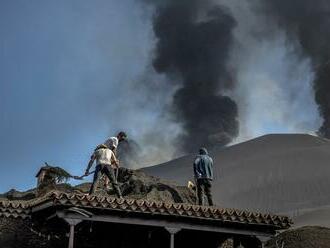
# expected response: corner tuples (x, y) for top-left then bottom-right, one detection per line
(105, 137), (118, 149)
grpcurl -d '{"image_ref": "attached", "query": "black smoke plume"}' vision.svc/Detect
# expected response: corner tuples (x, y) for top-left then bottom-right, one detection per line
(145, 0), (239, 153)
(257, 0), (330, 137)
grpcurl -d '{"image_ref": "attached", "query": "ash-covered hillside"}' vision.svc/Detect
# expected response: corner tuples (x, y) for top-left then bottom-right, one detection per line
(143, 134), (330, 218)
(0, 167), (195, 204)
(265, 226), (330, 248)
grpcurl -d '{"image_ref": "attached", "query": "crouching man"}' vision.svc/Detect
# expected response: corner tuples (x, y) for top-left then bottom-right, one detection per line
(85, 144), (122, 198)
(193, 147), (214, 206)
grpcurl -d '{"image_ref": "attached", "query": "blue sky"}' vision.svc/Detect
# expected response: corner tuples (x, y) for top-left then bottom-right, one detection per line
(0, 0), (156, 192)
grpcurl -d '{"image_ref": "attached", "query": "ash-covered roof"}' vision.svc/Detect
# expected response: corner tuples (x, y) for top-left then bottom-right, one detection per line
(0, 200), (31, 219)
(0, 191), (292, 229)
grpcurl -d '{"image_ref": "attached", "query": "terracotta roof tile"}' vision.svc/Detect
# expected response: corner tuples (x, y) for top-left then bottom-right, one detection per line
(0, 191), (292, 229)
(0, 200), (31, 219)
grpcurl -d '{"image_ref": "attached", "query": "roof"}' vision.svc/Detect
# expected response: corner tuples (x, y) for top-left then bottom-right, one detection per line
(35, 165), (51, 177)
(0, 199), (31, 219)
(0, 191), (292, 229)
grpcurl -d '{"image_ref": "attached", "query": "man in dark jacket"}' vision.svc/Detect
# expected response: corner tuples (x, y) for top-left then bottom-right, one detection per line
(193, 147), (214, 206)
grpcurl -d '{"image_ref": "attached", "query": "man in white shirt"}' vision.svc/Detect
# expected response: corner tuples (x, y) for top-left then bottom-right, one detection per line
(103, 131), (127, 188)
(85, 144), (122, 197)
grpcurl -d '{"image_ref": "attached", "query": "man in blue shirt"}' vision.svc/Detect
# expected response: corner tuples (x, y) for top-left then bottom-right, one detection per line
(193, 147), (214, 206)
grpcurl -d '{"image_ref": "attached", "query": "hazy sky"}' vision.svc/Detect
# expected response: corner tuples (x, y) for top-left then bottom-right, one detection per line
(0, 0), (322, 192)
(0, 0), (158, 192)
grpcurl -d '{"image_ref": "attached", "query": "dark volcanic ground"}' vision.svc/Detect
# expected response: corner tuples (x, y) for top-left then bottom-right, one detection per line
(265, 226), (330, 248)
(2, 148), (330, 247)
(143, 134), (330, 226)
(0, 167), (195, 204)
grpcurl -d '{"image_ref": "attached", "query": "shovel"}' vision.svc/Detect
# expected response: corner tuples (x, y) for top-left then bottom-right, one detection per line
(72, 170), (95, 180)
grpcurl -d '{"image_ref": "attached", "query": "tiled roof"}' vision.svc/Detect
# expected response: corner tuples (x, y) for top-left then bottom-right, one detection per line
(0, 192), (292, 229)
(0, 192), (56, 218)
(0, 199), (31, 219)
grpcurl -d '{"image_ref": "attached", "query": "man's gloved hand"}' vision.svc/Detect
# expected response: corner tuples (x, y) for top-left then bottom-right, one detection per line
(84, 170), (89, 176)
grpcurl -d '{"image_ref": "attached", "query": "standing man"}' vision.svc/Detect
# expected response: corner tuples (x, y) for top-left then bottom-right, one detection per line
(85, 144), (122, 198)
(193, 147), (214, 206)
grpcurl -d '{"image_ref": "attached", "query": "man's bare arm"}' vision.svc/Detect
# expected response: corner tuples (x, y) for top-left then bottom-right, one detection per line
(112, 152), (120, 168)
(85, 154), (95, 175)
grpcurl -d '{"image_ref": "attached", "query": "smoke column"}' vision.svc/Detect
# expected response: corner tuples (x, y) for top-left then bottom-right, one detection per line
(255, 0), (330, 137)
(142, 0), (239, 153)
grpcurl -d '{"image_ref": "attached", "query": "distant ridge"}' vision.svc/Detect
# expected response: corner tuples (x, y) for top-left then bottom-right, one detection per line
(143, 134), (330, 216)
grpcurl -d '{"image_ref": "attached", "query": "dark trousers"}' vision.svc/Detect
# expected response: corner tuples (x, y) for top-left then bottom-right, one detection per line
(197, 179), (213, 206)
(89, 164), (122, 198)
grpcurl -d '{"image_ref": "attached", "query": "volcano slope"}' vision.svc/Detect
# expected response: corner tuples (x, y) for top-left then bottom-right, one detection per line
(143, 134), (330, 218)
(265, 226), (330, 248)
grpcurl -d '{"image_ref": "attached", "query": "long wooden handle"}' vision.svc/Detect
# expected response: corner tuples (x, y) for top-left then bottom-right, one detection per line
(72, 170), (95, 180)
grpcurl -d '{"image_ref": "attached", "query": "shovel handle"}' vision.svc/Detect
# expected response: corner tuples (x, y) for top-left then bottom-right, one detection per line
(72, 170), (95, 180)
